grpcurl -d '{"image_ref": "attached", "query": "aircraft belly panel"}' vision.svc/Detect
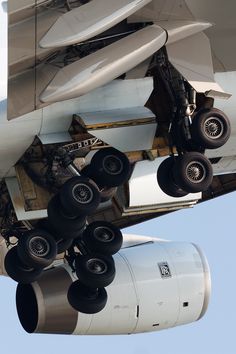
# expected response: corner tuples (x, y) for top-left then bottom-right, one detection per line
(211, 156), (236, 176)
(89, 124), (157, 152)
(78, 106), (157, 152)
(205, 137), (236, 159)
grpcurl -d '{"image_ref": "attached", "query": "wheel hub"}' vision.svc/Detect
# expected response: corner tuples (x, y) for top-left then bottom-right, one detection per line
(186, 161), (206, 183)
(72, 183), (93, 204)
(204, 117), (224, 139)
(94, 226), (115, 243)
(86, 258), (107, 275)
(103, 155), (123, 175)
(29, 237), (50, 257)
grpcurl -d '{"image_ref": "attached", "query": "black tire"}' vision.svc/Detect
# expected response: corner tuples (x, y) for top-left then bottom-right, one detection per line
(60, 176), (101, 216)
(80, 164), (93, 178)
(90, 147), (131, 188)
(157, 157), (188, 198)
(47, 195), (86, 239)
(191, 108), (231, 149)
(37, 220), (74, 253)
(36, 218), (52, 232)
(173, 152), (213, 193)
(17, 229), (57, 269)
(81, 168), (117, 202)
(100, 187), (117, 203)
(67, 280), (107, 314)
(82, 221), (123, 255)
(4, 247), (43, 284)
(75, 254), (115, 288)
(57, 238), (74, 254)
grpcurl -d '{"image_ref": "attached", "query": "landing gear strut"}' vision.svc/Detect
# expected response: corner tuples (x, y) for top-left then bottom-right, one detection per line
(155, 48), (230, 197)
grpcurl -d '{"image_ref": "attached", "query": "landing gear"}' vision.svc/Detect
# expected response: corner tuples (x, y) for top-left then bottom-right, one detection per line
(4, 247), (43, 284)
(59, 176), (100, 216)
(3, 145), (127, 316)
(82, 221), (123, 255)
(173, 152), (213, 193)
(83, 147), (131, 188)
(47, 195), (86, 239)
(74, 254), (115, 288)
(157, 157), (188, 198)
(154, 49), (230, 198)
(191, 108), (231, 149)
(17, 229), (57, 269)
(157, 153), (213, 196)
(67, 280), (107, 314)
(67, 251), (115, 314)
(4, 229), (58, 283)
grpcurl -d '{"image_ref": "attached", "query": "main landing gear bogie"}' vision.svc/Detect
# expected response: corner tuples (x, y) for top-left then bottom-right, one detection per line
(67, 251), (116, 314)
(5, 146), (128, 314)
(67, 220), (123, 314)
(158, 106), (230, 197)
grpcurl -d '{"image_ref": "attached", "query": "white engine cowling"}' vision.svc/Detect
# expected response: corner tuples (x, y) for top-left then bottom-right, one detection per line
(16, 237), (211, 335)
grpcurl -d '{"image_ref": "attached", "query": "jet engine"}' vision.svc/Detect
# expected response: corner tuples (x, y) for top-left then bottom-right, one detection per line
(16, 236), (211, 335)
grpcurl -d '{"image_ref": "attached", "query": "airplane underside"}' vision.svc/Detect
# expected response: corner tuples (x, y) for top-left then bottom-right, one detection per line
(0, 0), (235, 334)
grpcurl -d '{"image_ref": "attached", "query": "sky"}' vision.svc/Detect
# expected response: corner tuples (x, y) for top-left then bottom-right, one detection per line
(0, 192), (236, 354)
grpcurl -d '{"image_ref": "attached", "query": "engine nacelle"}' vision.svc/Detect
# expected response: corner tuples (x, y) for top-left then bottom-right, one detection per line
(16, 237), (211, 335)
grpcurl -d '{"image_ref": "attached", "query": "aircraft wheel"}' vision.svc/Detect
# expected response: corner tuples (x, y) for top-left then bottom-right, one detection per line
(90, 147), (131, 188)
(173, 152), (213, 193)
(4, 247), (43, 284)
(157, 157), (188, 197)
(60, 176), (100, 216)
(80, 164), (93, 178)
(80, 166), (117, 202)
(82, 221), (123, 255)
(17, 229), (57, 269)
(191, 108), (231, 149)
(67, 280), (107, 314)
(33, 219), (74, 254)
(47, 195), (86, 239)
(75, 254), (115, 288)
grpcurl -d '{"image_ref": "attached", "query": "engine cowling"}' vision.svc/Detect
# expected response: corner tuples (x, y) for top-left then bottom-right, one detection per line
(16, 237), (211, 335)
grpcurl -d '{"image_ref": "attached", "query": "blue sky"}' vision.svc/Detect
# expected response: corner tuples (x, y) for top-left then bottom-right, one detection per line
(0, 192), (235, 354)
